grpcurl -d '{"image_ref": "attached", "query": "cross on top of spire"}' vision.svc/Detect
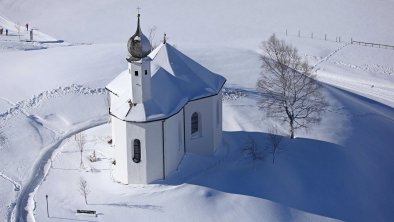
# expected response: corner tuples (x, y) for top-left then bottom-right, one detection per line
(137, 7), (141, 15)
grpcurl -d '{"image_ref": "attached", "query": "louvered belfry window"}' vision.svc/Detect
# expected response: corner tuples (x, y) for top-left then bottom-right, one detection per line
(133, 139), (141, 163)
(191, 112), (199, 134)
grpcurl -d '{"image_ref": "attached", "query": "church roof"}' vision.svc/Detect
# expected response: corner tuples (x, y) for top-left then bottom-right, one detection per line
(106, 42), (226, 122)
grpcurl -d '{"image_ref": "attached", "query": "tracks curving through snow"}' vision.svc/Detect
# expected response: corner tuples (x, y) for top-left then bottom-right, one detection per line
(0, 84), (106, 124)
(312, 42), (351, 70)
(13, 117), (108, 222)
(0, 84), (108, 222)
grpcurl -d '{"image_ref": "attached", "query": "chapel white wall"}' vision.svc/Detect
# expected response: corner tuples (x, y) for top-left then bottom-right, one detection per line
(184, 94), (222, 156)
(126, 120), (163, 184)
(112, 116), (128, 184)
(163, 111), (185, 178)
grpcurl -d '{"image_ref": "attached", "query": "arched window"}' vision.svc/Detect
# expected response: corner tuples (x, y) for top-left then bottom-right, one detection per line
(133, 139), (141, 163)
(191, 112), (199, 135)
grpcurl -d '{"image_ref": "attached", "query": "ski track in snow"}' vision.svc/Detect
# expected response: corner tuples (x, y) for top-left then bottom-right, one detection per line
(13, 117), (108, 222)
(0, 84), (107, 222)
(0, 97), (16, 106)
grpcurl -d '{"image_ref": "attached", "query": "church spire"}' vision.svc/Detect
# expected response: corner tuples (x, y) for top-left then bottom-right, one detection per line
(127, 12), (152, 61)
(136, 13), (141, 34)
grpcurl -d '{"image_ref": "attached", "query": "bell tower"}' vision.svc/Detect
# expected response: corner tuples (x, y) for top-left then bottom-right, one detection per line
(126, 14), (152, 104)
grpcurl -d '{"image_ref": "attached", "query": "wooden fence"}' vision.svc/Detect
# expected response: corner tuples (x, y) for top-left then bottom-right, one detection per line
(285, 30), (394, 50)
(351, 40), (394, 50)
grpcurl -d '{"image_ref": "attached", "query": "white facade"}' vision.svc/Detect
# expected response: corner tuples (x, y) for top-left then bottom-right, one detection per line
(128, 59), (151, 104)
(106, 15), (226, 184)
(184, 93), (222, 156)
(110, 92), (223, 184)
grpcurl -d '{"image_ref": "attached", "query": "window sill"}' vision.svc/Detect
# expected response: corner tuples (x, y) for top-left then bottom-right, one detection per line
(191, 133), (202, 140)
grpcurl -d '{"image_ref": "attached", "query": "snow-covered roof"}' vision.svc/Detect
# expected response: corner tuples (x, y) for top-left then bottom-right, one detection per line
(106, 43), (226, 122)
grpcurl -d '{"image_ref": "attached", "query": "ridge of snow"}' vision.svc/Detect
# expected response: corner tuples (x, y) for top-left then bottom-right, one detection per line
(0, 84), (106, 124)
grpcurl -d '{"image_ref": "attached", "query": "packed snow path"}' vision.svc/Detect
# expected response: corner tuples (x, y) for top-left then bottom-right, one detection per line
(14, 117), (108, 222)
(0, 84), (108, 222)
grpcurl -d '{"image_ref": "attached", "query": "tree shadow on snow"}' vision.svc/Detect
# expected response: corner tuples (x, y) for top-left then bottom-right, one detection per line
(159, 130), (387, 222)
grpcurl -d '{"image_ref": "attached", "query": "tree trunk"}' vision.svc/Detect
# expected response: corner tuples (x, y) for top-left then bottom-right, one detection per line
(80, 152), (84, 169)
(290, 118), (295, 139)
(272, 152), (276, 164)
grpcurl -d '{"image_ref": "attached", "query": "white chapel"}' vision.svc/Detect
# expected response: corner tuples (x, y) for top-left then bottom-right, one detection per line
(105, 14), (226, 184)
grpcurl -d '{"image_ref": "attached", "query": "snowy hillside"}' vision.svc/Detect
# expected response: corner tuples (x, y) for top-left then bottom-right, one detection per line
(1, 0), (394, 46)
(1, 0), (394, 222)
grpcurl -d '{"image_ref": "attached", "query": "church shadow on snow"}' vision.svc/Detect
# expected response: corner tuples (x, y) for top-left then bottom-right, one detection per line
(155, 130), (372, 222)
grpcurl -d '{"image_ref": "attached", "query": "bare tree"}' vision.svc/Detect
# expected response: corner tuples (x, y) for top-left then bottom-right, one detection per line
(267, 125), (283, 164)
(76, 133), (86, 169)
(15, 22), (21, 41)
(257, 34), (328, 139)
(148, 25), (157, 50)
(243, 136), (263, 170)
(79, 177), (90, 204)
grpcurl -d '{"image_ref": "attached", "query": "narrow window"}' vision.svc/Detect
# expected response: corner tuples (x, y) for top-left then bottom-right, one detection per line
(133, 139), (141, 163)
(134, 71), (139, 76)
(145, 70), (148, 75)
(191, 112), (199, 135)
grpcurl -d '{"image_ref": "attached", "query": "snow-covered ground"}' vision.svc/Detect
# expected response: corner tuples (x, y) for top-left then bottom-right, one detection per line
(0, 0), (394, 221)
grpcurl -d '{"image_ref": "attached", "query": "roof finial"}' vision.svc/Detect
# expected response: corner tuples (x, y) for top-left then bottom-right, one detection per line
(136, 8), (141, 31)
(163, 33), (167, 44)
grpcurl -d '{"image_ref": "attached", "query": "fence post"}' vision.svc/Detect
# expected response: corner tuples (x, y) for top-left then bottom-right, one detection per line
(351, 37), (353, 44)
(325, 34), (327, 41)
(311, 33), (313, 39)
(339, 37), (341, 42)
(46, 194), (49, 217)
(286, 29), (288, 36)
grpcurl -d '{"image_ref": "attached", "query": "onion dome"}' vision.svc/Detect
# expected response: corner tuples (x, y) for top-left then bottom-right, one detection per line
(127, 14), (152, 60)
